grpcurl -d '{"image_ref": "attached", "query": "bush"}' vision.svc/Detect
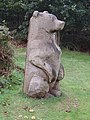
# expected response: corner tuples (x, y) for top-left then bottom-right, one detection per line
(0, 0), (90, 51)
(14, 0), (90, 52)
(0, 23), (14, 76)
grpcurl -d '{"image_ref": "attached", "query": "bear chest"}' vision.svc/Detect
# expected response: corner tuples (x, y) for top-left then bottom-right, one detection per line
(47, 38), (61, 56)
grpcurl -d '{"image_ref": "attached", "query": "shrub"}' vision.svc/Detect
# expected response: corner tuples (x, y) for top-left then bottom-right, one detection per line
(0, 0), (90, 51)
(13, 0), (90, 52)
(0, 23), (14, 76)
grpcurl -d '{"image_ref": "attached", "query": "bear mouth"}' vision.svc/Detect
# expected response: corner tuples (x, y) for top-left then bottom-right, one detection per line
(50, 30), (59, 33)
(50, 27), (63, 33)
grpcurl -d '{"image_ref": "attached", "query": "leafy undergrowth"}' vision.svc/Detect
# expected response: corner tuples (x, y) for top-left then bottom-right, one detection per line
(0, 48), (90, 120)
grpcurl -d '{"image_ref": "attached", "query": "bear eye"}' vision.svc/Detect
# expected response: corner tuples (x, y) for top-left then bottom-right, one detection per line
(52, 16), (57, 21)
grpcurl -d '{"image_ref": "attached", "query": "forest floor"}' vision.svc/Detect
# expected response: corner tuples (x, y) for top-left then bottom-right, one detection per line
(0, 47), (90, 120)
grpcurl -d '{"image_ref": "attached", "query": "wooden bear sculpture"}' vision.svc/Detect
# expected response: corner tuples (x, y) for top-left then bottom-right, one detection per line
(24, 11), (65, 98)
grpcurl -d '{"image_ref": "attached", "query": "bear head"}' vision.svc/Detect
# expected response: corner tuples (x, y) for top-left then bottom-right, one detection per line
(30, 11), (65, 33)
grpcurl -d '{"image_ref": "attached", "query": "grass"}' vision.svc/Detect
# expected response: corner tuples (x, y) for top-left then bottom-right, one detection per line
(0, 47), (90, 120)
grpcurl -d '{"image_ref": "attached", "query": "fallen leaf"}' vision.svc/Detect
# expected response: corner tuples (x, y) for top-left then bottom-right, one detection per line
(29, 109), (34, 113)
(18, 115), (22, 118)
(24, 116), (28, 119)
(31, 116), (36, 120)
(2, 102), (7, 106)
(23, 106), (28, 111)
(65, 109), (71, 113)
(3, 111), (8, 116)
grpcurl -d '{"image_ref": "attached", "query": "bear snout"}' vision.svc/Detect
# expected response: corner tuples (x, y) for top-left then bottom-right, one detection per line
(55, 20), (65, 30)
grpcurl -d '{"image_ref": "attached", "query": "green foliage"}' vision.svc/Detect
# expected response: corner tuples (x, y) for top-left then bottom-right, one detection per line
(0, 70), (23, 94)
(13, 21), (28, 42)
(0, 0), (26, 30)
(0, 46), (25, 92)
(14, 0), (90, 49)
(0, 22), (14, 76)
(0, 0), (90, 51)
(1, 0), (90, 32)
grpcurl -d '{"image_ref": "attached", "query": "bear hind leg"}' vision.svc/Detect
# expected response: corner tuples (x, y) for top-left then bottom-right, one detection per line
(49, 82), (61, 97)
(28, 75), (49, 98)
(49, 63), (65, 97)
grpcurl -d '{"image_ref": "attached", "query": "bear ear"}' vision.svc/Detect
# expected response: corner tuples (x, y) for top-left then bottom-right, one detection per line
(33, 11), (39, 17)
(43, 11), (48, 14)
